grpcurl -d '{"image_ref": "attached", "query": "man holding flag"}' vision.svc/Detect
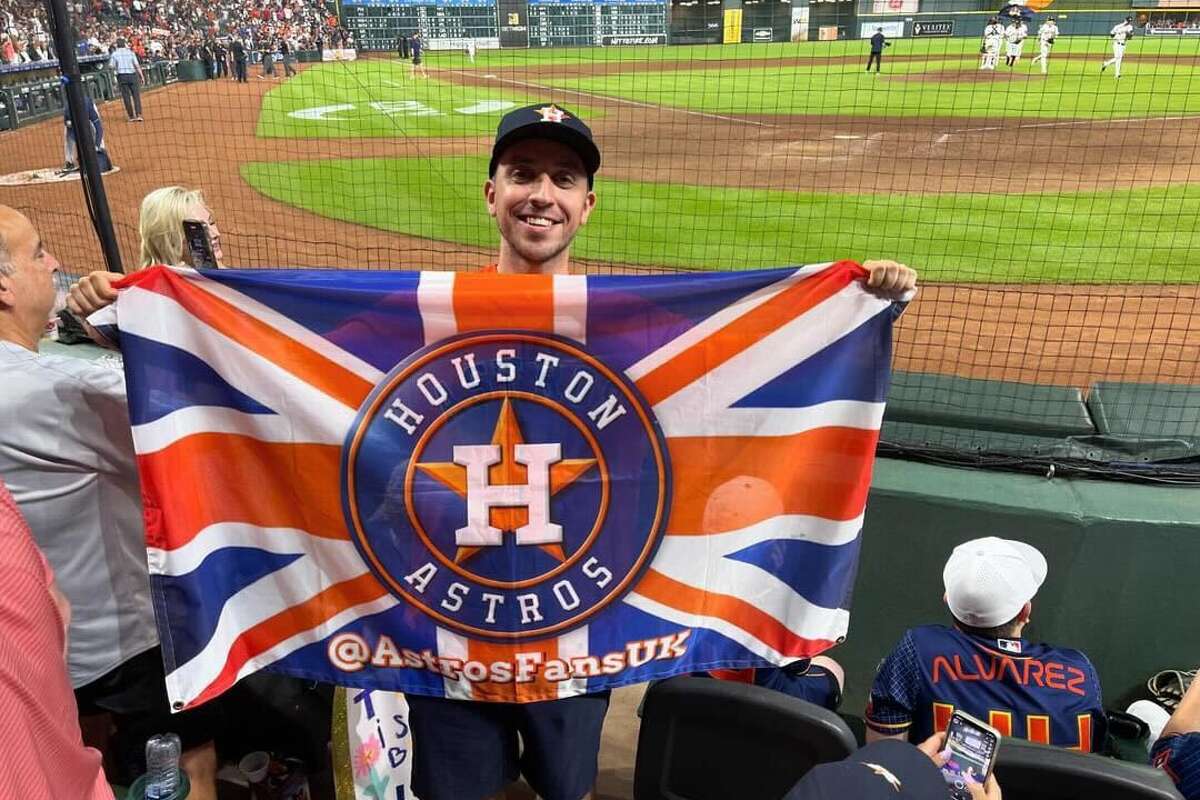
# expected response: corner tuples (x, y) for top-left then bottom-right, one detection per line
(67, 104), (918, 800)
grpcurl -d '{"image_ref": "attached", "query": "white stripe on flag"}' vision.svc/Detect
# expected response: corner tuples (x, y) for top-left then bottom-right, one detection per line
(418, 271), (457, 345)
(146, 522), (364, 577)
(164, 545), (373, 706)
(656, 400), (884, 439)
(557, 625), (590, 698)
(120, 287), (358, 441)
(167, 593), (398, 710)
(621, 591), (848, 665)
(132, 406), (343, 454)
(435, 627), (475, 700)
(624, 263), (832, 382)
(553, 274), (588, 344)
(187, 268), (385, 384)
(652, 285), (890, 424)
(663, 512), (864, 551)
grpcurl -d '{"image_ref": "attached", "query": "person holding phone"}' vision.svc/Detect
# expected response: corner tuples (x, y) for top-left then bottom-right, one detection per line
(784, 732), (1001, 799)
(865, 537), (1107, 752)
(67, 187), (224, 339)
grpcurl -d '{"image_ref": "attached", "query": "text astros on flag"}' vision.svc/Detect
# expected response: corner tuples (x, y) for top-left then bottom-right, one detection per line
(110, 262), (901, 710)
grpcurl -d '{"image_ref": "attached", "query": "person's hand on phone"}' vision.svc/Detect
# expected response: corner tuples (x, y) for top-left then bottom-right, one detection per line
(917, 732), (952, 766)
(67, 270), (122, 316)
(966, 774), (1002, 800)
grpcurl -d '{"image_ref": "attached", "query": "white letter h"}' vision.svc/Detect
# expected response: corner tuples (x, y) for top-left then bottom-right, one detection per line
(452, 443), (563, 547)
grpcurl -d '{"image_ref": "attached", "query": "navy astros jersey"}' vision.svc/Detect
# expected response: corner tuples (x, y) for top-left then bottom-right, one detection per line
(1153, 732), (1200, 799)
(866, 625), (1106, 751)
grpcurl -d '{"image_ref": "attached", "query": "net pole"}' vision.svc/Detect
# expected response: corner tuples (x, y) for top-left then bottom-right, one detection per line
(45, 0), (125, 274)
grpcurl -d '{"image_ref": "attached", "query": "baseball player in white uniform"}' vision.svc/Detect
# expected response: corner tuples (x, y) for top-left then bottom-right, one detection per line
(980, 18), (1004, 70)
(1102, 16), (1135, 78)
(1004, 19), (1029, 67)
(1030, 17), (1059, 74)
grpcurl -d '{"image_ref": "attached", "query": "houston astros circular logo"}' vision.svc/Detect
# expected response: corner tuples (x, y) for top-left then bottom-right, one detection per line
(342, 332), (671, 640)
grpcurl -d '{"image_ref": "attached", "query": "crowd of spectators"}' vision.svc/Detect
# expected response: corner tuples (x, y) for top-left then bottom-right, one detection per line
(1, 0), (346, 69)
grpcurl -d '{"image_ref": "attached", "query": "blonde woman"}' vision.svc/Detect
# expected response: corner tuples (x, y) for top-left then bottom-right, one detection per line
(68, 186), (224, 316)
(137, 185), (224, 269)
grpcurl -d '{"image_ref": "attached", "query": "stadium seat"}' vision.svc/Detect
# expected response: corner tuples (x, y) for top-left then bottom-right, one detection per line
(1087, 382), (1200, 445)
(886, 371), (1096, 438)
(993, 738), (1183, 800)
(633, 676), (856, 800)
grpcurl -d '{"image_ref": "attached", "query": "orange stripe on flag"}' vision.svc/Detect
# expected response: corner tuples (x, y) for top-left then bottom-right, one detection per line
(453, 272), (555, 334)
(190, 572), (388, 708)
(138, 434), (348, 550)
(129, 267), (373, 410)
(636, 261), (864, 408)
(634, 569), (834, 658)
(466, 638), (560, 703)
(666, 427), (878, 534)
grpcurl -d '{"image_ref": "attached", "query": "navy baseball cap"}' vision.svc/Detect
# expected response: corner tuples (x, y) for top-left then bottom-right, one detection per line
(783, 740), (951, 800)
(489, 103), (601, 184)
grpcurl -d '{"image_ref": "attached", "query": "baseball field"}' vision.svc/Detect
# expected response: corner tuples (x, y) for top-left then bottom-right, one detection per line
(1, 36), (1197, 385)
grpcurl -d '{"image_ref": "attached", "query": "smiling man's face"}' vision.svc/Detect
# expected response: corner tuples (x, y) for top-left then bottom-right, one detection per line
(485, 138), (596, 275)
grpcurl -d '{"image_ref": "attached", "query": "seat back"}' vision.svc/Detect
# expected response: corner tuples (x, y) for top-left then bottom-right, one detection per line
(994, 738), (1183, 800)
(633, 676), (857, 800)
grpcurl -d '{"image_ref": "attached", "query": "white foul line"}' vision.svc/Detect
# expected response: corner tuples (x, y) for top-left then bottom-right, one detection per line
(948, 113), (1200, 136)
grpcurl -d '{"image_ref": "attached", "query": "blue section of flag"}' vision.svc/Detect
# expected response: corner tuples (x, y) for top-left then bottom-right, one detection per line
(724, 535), (862, 611)
(202, 269), (426, 372)
(121, 332), (275, 425)
(586, 268), (793, 373)
(269, 605), (446, 697)
(732, 308), (893, 408)
(154, 548), (302, 670)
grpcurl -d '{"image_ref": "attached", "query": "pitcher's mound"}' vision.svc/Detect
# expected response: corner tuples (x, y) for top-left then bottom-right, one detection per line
(0, 166), (121, 186)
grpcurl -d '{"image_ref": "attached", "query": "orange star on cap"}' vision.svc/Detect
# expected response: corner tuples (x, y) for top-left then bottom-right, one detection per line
(415, 398), (596, 566)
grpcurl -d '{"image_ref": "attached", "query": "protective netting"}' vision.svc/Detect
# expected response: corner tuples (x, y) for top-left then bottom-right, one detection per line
(1, 0), (1197, 478)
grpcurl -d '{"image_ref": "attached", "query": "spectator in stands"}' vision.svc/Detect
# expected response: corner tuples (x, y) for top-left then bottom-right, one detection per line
(0, 477), (115, 800)
(865, 537), (1108, 752)
(1152, 670), (1200, 798)
(0, 205), (223, 800)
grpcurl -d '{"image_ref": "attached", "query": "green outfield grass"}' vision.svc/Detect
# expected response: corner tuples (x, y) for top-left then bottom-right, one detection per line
(242, 155), (1200, 282)
(257, 61), (602, 138)
(418, 35), (1200, 68)
(542, 57), (1200, 119)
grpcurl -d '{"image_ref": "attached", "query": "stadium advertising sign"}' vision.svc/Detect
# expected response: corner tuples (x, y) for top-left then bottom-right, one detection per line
(912, 20), (954, 36)
(752, 27), (773, 41)
(861, 21), (904, 38)
(601, 34), (667, 44)
(871, 0), (917, 12)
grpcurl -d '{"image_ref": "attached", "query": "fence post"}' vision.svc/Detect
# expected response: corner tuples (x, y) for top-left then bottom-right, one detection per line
(44, 0), (124, 273)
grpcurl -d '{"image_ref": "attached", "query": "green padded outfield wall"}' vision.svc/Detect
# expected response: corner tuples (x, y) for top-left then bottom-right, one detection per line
(841, 458), (1200, 720)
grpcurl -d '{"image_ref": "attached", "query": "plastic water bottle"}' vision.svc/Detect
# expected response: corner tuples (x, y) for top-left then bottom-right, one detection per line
(143, 733), (182, 799)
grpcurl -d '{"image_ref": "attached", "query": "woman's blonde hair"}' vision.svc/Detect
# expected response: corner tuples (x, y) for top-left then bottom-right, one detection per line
(139, 186), (205, 268)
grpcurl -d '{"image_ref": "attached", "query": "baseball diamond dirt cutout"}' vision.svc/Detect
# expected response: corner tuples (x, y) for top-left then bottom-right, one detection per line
(0, 47), (1196, 390)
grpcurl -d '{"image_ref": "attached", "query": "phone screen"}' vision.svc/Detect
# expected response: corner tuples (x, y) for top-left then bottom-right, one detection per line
(182, 219), (218, 269)
(941, 713), (999, 800)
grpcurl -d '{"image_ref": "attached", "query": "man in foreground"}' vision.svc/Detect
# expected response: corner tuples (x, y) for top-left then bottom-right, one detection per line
(865, 537), (1107, 752)
(66, 104), (919, 800)
(0, 206), (222, 799)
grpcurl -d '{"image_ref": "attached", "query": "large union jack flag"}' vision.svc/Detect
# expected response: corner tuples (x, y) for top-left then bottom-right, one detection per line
(109, 262), (899, 709)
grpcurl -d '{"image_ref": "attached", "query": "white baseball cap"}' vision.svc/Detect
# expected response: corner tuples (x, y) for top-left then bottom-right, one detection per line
(943, 537), (1048, 628)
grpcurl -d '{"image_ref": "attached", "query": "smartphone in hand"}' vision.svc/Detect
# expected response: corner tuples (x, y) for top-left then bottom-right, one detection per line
(182, 219), (218, 269)
(941, 711), (1000, 800)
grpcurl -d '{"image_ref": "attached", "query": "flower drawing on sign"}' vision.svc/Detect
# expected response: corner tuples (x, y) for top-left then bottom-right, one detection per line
(353, 739), (392, 799)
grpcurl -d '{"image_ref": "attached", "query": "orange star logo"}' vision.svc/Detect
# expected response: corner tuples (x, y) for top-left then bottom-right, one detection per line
(536, 104), (569, 123)
(415, 398), (596, 566)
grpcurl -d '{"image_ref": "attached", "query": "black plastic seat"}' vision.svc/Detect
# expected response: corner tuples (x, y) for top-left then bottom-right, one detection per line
(993, 738), (1183, 800)
(633, 676), (857, 800)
